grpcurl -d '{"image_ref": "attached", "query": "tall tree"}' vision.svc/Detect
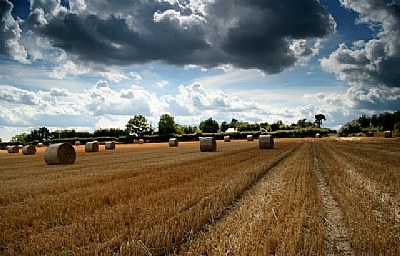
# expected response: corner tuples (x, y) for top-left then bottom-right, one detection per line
(125, 115), (152, 136)
(29, 127), (51, 142)
(158, 114), (176, 135)
(220, 121), (229, 132)
(314, 114), (326, 128)
(199, 117), (219, 133)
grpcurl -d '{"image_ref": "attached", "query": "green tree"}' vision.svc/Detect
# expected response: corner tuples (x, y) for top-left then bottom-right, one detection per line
(230, 118), (238, 128)
(11, 133), (28, 144)
(125, 115), (152, 136)
(199, 117), (219, 133)
(358, 114), (370, 129)
(296, 119), (313, 129)
(220, 121), (229, 132)
(158, 114), (176, 135)
(29, 127), (51, 142)
(314, 114), (326, 128)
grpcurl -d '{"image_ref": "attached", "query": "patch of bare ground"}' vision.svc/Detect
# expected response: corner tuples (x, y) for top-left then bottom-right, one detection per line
(175, 141), (326, 256)
(312, 141), (354, 256)
(315, 139), (400, 255)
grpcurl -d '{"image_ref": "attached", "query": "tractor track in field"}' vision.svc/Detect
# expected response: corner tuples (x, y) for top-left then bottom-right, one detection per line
(168, 141), (302, 255)
(313, 141), (354, 256)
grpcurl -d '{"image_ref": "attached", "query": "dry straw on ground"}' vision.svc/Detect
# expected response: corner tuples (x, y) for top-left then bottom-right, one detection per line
(85, 142), (99, 152)
(259, 135), (274, 149)
(7, 145), (19, 153)
(44, 143), (76, 165)
(247, 135), (253, 141)
(22, 145), (36, 155)
(169, 138), (179, 147)
(224, 136), (230, 142)
(105, 141), (116, 150)
(200, 137), (217, 152)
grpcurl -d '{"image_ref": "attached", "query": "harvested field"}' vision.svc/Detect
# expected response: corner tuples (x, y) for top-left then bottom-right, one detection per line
(0, 138), (399, 255)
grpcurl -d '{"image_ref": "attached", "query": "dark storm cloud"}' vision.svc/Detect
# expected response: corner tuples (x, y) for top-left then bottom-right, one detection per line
(0, 0), (16, 56)
(205, 0), (335, 72)
(4, 0), (334, 72)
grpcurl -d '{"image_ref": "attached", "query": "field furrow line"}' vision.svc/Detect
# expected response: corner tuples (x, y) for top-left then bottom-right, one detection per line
(344, 168), (400, 222)
(312, 141), (354, 256)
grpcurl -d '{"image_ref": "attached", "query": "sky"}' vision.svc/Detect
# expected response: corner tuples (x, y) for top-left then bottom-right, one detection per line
(1, 0), (399, 141)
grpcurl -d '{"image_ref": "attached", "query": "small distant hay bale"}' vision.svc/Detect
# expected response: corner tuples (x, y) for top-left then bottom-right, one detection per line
(18, 145), (23, 149)
(200, 137), (217, 152)
(315, 133), (321, 138)
(7, 145), (19, 153)
(169, 138), (179, 147)
(259, 135), (274, 149)
(198, 137), (203, 141)
(22, 145), (36, 155)
(138, 139), (144, 144)
(44, 143), (76, 165)
(85, 142), (99, 152)
(247, 135), (253, 141)
(133, 139), (138, 144)
(74, 141), (80, 146)
(37, 143), (44, 147)
(366, 132), (374, 137)
(105, 141), (116, 150)
(224, 135), (230, 142)
(384, 130), (392, 138)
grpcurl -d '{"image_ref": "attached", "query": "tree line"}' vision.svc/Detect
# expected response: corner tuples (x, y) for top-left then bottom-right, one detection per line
(5, 114), (330, 145)
(339, 110), (400, 136)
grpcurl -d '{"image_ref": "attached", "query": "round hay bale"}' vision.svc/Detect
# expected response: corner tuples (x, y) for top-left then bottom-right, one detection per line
(7, 145), (19, 153)
(85, 142), (99, 152)
(105, 141), (116, 150)
(224, 135), (230, 142)
(169, 138), (179, 147)
(315, 133), (321, 138)
(18, 144), (23, 149)
(384, 130), (392, 138)
(133, 139), (138, 144)
(138, 139), (144, 144)
(37, 143), (44, 147)
(200, 137), (217, 152)
(44, 143), (76, 165)
(259, 135), (274, 149)
(247, 135), (253, 141)
(22, 145), (36, 155)
(75, 141), (80, 146)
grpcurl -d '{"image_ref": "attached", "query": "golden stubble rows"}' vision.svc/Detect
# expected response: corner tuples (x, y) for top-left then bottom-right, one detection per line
(0, 139), (298, 255)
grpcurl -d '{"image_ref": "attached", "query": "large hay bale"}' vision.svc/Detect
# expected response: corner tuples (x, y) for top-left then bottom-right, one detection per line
(169, 138), (179, 147)
(105, 141), (116, 150)
(85, 142), (99, 152)
(384, 130), (392, 138)
(259, 135), (274, 149)
(224, 135), (230, 142)
(7, 145), (19, 153)
(247, 135), (253, 141)
(315, 133), (321, 138)
(200, 137), (217, 152)
(44, 143), (76, 165)
(138, 139), (144, 144)
(75, 141), (80, 146)
(22, 145), (36, 155)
